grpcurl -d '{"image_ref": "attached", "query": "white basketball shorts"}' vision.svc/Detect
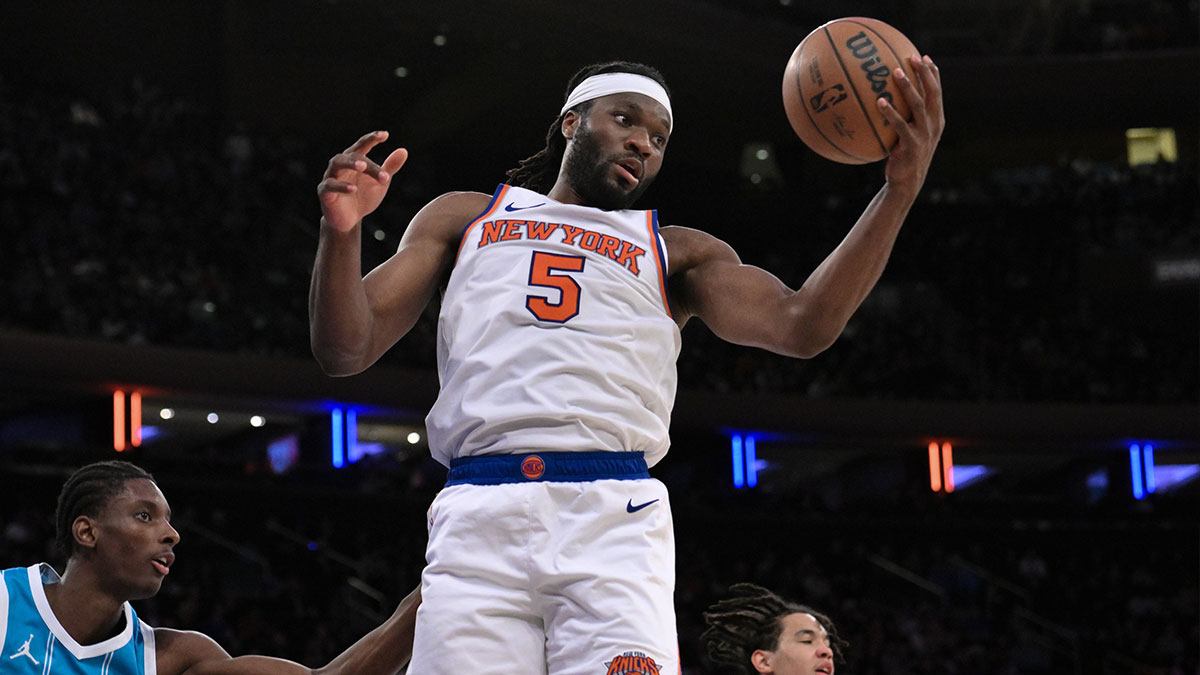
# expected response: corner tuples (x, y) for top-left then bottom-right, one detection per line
(408, 452), (678, 675)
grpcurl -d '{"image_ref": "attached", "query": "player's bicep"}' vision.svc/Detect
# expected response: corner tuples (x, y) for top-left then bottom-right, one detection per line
(156, 629), (230, 675)
(185, 656), (313, 675)
(160, 629), (313, 675)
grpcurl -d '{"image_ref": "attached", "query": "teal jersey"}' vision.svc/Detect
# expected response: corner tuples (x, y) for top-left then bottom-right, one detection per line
(1, 564), (156, 675)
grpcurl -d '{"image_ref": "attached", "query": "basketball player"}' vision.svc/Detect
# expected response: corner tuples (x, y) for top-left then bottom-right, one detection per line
(0, 460), (419, 675)
(310, 56), (942, 674)
(702, 582), (846, 674)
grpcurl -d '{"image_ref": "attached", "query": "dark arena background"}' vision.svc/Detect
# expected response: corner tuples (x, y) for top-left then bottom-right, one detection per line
(1, 1), (1198, 673)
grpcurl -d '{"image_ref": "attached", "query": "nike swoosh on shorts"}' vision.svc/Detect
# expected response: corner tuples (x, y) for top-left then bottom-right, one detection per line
(626, 499), (659, 513)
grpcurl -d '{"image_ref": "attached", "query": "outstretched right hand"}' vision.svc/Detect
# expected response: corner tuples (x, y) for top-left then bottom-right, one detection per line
(317, 131), (409, 233)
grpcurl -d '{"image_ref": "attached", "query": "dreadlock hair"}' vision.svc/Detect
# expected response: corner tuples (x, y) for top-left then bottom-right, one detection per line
(701, 582), (847, 674)
(55, 460), (156, 560)
(505, 60), (671, 194)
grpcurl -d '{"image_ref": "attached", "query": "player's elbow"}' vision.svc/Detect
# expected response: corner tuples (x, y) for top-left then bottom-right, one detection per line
(311, 339), (368, 377)
(781, 333), (835, 360)
(778, 307), (844, 359)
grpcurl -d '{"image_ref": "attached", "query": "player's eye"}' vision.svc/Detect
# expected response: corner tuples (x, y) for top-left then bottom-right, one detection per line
(136, 511), (151, 521)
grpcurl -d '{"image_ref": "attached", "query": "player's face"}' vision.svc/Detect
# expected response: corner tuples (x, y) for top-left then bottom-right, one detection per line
(754, 613), (835, 675)
(89, 478), (179, 600)
(563, 92), (670, 210)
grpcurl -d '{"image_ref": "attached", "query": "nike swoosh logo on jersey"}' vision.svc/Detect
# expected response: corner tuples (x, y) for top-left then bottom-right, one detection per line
(504, 202), (545, 212)
(626, 499), (659, 513)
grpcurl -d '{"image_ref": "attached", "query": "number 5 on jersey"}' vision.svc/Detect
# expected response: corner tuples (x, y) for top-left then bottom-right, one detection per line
(526, 251), (586, 323)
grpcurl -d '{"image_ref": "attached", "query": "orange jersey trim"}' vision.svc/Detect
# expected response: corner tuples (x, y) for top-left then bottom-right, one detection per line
(456, 184), (512, 262)
(645, 210), (672, 318)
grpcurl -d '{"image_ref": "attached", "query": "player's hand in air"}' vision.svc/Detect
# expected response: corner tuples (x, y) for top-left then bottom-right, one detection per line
(878, 54), (944, 196)
(318, 131), (409, 233)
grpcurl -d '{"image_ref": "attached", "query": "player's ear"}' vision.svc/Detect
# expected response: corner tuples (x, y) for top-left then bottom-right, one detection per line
(750, 648), (774, 673)
(72, 515), (98, 551)
(562, 110), (581, 141)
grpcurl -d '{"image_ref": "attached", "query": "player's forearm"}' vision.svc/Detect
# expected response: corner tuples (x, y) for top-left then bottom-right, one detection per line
(309, 218), (375, 376)
(793, 183), (912, 347)
(314, 585), (421, 675)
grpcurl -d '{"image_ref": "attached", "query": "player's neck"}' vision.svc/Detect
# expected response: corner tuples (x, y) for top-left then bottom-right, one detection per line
(546, 178), (586, 207)
(44, 561), (128, 646)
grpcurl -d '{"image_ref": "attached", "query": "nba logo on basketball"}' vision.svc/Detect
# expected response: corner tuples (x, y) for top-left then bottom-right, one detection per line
(604, 651), (661, 675)
(520, 455), (545, 480)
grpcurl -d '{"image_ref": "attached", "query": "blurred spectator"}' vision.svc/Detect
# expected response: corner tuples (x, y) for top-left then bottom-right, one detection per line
(0, 74), (1196, 405)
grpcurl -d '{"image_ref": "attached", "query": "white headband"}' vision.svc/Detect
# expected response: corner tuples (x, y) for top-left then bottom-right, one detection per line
(560, 73), (673, 131)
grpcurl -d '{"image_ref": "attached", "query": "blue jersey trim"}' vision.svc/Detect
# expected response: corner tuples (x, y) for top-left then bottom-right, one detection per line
(649, 209), (673, 317)
(446, 451), (650, 486)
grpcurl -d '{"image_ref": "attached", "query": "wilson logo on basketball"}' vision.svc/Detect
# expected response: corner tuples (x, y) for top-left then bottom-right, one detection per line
(520, 455), (545, 480)
(845, 31), (896, 109)
(604, 651), (661, 675)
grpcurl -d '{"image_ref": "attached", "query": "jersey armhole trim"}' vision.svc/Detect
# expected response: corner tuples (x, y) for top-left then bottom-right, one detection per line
(0, 569), (9, 650)
(141, 621), (156, 675)
(645, 210), (672, 318)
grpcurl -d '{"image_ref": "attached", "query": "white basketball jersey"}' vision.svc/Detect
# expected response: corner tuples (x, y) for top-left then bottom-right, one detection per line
(426, 184), (681, 467)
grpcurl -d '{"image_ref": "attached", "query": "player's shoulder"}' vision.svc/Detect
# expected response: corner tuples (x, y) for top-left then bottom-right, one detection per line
(422, 190), (495, 218)
(153, 627), (231, 675)
(399, 190), (496, 246)
(660, 224), (739, 275)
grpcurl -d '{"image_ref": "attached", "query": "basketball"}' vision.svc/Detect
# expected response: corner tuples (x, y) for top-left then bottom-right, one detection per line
(782, 17), (921, 164)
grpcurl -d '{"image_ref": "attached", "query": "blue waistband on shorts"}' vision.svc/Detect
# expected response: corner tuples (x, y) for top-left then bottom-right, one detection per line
(445, 451), (650, 486)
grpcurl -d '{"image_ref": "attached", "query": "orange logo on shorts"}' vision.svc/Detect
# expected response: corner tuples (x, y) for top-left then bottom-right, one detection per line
(604, 651), (661, 675)
(521, 455), (545, 480)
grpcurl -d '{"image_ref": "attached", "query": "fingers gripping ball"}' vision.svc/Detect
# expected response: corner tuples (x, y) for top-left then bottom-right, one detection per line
(782, 17), (920, 164)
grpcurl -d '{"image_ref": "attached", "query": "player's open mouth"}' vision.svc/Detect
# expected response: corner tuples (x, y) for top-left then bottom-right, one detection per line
(151, 552), (174, 575)
(613, 158), (642, 187)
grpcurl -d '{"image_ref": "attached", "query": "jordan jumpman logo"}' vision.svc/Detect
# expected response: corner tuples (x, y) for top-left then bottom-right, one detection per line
(9, 634), (40, 665)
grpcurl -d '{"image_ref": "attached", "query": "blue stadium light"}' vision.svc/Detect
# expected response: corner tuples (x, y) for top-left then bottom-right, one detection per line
(1143, 444), (1156, 494)
(731, 434), (745, 488)
(1129, 444), (1145, 500)
(346, 409), (359, 464)
(332, 408), (345, 469)
(952, 465), (991, 490)
(745, 435), (758, 488)
(267, 434), (300, 474)
(1156, 464), (1200, 492)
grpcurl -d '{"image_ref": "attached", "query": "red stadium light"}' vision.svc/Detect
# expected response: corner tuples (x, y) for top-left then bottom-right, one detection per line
(113, 391), (126, 452)
(928, 442), (941, 492)
(130, 392), (143, 447)
(928, 441), (955, 493)
(942, 442), (955, 493)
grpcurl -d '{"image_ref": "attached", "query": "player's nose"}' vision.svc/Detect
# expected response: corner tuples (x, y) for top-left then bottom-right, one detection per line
(162, 521), (180, 545)
(625, 128), (653, 157)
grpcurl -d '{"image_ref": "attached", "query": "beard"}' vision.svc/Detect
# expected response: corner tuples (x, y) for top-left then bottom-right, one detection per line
(562, 121), (655, 211)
